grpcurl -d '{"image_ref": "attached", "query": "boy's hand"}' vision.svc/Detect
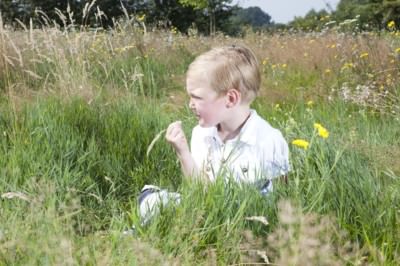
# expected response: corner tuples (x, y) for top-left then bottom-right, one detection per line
(166, 121), (190, 155)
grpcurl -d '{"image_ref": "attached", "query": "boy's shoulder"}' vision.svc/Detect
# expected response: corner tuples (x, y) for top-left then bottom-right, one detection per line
(240, 110), (286, 146)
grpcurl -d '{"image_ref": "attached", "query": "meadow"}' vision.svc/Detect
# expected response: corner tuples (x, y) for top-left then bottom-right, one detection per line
(0, 16), (400, 265)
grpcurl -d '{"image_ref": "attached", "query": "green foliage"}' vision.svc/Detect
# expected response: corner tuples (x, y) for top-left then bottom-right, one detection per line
(227, 6), (273, 35)
(289, 9), (330, 31)
(2, 94), (399, 264)
(0, 0), (241, 35)
(178, 0), (208, 9)
(290, 0), (400, 31)
(334, 0), (384, 30)
(1, 20), (400, 264)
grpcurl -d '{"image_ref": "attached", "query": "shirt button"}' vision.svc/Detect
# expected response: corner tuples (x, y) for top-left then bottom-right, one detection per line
(206, 167), (211, 172)
(241, 167), (248, 173)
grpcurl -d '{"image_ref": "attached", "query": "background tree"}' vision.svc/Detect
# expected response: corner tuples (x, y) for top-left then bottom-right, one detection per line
(330, 0), (400, 30)
(0, 0), (32, 26)
(333, 0), (383, 30)
(381, 0), (400, 27)
(142, 0), (202, 33)
(178, 0), (234, 35)
(227, 6), (273, 35)
(289, 8), (330, 31)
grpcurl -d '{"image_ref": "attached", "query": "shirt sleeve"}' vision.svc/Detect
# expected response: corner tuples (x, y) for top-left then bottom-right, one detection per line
(262, 131), (290, 179)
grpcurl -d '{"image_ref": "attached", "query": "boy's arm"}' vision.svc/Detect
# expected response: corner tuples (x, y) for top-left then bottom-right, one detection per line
(165, 121), (208, 182)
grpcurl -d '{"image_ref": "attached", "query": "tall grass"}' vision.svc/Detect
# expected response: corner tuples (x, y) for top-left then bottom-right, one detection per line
(0, 14), (399, 264)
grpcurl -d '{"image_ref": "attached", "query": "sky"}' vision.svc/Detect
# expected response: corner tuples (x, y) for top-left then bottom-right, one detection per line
(235, 0), (341, 24)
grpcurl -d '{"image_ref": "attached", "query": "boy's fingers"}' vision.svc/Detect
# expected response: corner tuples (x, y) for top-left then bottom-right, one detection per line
(166, 121), (181, 133)
(165, 121), (187, 148)
(172, 121), (182, 131)
(166, 129), (185, 144)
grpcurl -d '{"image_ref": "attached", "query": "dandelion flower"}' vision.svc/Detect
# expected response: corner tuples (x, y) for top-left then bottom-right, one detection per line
(314, 123), (329, 139)
(359, 52), (368, 59)
(388, 20), (395, 29)
(395, 47), (400, 53)
(281, 63), (287, 68)
(292, 139), (309, 150)
(307, 100), (314, 107)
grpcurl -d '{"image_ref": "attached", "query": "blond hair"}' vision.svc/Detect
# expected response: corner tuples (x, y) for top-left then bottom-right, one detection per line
(187, 45), (261, 103)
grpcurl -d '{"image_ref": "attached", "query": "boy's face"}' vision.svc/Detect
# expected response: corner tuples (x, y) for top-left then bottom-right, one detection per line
(186, 74), (227, 128)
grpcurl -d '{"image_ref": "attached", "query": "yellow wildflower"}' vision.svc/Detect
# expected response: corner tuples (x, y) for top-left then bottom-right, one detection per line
(314, 123), (329, 139)
(137, 14), (146, 22)
(262, 59), (268, 65)
(341, 62), (354, 71)
(171, 26), (178, 34)
(281, 63), (287, 68)
(388, 20), (395, 29)
(359, 52), (368, 59)
(320, 15), (330, 21)
(395, 47), (400, 53)
(307, 100), (314, 107)
(325, 69), (331, 74)
(292, 139), (310, 150)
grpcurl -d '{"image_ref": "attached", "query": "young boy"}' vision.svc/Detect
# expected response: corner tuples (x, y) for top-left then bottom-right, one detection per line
(138, 45), (289, 224)
(165, 45), (289, 188)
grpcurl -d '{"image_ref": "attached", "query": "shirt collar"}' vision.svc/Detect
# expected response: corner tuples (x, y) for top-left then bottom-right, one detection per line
(205, 109), (259, 146)
(235, 109), (258, 145)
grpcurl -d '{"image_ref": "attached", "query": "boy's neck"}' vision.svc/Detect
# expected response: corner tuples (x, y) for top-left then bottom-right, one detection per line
(217, 106), (251, 143)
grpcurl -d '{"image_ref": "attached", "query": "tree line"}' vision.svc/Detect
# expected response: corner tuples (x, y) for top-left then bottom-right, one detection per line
(0, 0), (273, 35)
(0, 0), (399, 34)
(290, 0), (400, 31)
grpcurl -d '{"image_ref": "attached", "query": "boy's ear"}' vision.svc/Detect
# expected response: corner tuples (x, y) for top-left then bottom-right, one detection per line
(225, 89), (241, 108)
